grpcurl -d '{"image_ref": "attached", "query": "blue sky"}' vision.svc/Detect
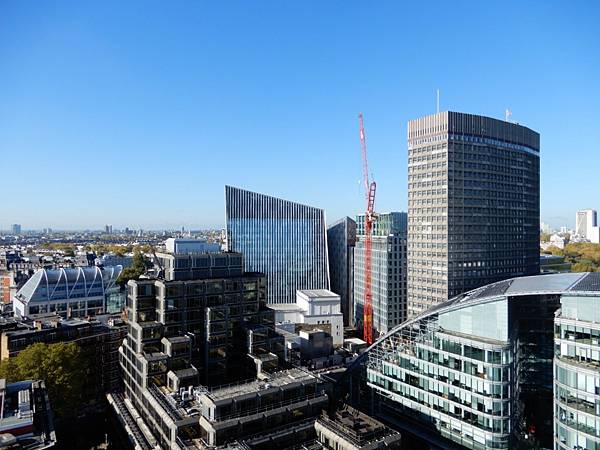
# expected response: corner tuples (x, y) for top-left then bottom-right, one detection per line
(1, 1), (598, 230)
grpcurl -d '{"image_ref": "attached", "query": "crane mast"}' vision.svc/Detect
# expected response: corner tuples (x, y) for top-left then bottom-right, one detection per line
(358, 113), (376, 344)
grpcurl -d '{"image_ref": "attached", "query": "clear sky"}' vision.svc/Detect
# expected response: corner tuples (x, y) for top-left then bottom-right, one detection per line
(1, 1), (599, 230)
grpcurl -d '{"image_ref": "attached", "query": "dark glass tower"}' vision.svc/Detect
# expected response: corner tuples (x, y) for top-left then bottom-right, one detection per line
(407, 111), (540, 318)
(327, 216), (356, 326)
(225, 185), (330, 304)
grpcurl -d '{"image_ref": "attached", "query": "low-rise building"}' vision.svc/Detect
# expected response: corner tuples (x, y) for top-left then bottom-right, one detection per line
(164, 238), (220, 256)
(0, 379), (56, 449)
(13, 266), (122, 318)
(272, 290), (344, 346)
(0, 314), (126, 404)
(315, 406), (401, 450)
(95, 253), (133, 268)
(198, 368), (330, 447)
(540, 254), (571, 273)
(541, 234), (568, 251)
(299, 329), (334, 361)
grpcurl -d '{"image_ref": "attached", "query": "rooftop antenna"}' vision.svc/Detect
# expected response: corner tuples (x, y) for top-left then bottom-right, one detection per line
(436, 89), (440, 113)
(505, 108), (512, 122)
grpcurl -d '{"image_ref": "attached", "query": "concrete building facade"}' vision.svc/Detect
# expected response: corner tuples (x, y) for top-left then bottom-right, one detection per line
(118, 248), (286, 448)
(407, 111), (540, 318)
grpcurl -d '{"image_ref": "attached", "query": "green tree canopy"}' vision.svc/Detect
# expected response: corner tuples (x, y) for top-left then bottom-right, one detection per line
(117, 249), (151, 286)
(0, 342), (86, 418)
(544, 242), (600, 272)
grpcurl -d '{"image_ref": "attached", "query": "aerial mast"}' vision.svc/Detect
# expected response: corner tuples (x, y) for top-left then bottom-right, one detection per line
(358, 113), (376, 344)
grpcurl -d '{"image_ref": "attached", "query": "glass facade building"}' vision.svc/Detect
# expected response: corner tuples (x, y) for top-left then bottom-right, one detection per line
(554, 293), (600, 450)
(225, 185), (330, 304)
(327, 216), (356, 326)
(346, 273), (600, 450)
(354, 212), (407, 336)
(407, 111), (540, 319)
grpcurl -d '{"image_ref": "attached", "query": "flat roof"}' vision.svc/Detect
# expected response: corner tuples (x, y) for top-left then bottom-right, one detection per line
(297, 289), (339, 298)
(269, 303), (302, 311)
(344, 338), (367, 345)
(205, 368), (316, 403)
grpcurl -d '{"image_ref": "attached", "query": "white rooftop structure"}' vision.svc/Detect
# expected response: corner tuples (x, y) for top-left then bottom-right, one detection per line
(272, 289), (343, 346)
(165, 238), (220, 255)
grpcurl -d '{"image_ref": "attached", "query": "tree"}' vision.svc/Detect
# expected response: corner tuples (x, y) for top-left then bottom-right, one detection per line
(540, 232), (551, 242)
(0, 342), (86, 418)
(117, 250), (151, 286)
(546, 242), (600, 272)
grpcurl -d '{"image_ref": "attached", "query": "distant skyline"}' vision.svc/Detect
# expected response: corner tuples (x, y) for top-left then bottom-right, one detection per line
(1, 1), (599, 230)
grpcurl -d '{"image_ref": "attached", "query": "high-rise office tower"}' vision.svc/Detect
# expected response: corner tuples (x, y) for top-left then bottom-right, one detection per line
(575, 209), (600, 242)
(225, 185), (329, 304)
(407, 111), (540, 318)
(11, 224), (21, 235)
(354, 212), (407, 336)
(327, 217), (356, 326)
(575, 209), (596, 237)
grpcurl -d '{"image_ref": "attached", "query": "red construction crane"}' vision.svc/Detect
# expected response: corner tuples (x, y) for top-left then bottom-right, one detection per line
(358, 113), (376, 345)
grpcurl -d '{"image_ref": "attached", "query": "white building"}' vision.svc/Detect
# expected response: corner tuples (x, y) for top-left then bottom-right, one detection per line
(541, 234), (567, 251)
(540, 221), (551, 234)
(575, 209), (597, 240)
(589, 226), (600, 244)
(271, 289), (344, 346)
(13, 266), (122, 318)
(165, 238), (220, 254)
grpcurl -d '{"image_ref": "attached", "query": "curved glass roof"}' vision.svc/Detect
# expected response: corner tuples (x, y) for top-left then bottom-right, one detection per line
(347, 272), (600, 371)
(14, 265), (123, 305)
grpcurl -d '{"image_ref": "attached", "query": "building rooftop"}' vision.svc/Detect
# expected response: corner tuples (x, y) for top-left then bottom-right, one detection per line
(427, 272), (591, 317)
(298, 289), (339, 299)
(14, 265), (122, 305)
(349, 272), (600, 372)
(205, 368), (317, 403)
(0, 379), (56, 449)
(269, 303), (303, 312)
(317, 406), (401, 448)
(2, 313), (125, 339)
(344, 338), (367, 345)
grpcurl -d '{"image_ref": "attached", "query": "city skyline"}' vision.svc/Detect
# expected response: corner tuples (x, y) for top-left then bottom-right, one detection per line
(2, 2), (599, 229)
(2, 3), (600, 450)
